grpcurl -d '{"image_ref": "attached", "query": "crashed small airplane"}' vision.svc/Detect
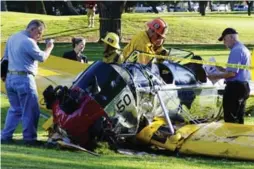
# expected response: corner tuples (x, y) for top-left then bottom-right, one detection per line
(41, 48), (254, 161)
(1, 48), (254, 160)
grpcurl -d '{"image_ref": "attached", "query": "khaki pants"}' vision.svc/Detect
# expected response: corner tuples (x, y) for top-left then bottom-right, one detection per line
(87, 8), (95, 27)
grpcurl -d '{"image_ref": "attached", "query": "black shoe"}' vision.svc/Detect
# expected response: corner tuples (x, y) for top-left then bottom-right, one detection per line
(24, 140), (45, 146)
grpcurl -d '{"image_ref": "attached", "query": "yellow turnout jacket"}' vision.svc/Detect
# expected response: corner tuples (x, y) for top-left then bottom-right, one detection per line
(122, 31), (165, 64)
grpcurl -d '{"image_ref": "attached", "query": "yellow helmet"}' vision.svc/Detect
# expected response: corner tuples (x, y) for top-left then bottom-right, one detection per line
(101, 32), (120, 49)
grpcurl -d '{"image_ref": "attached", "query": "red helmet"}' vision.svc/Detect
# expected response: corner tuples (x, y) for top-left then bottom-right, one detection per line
(147, 18), (168, 38)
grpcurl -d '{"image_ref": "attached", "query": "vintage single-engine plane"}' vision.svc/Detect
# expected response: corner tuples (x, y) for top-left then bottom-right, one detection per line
(1, 48), (254, 160)
(41, 48), (254, 161)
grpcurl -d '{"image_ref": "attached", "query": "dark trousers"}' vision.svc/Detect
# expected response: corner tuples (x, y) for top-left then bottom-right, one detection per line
(223, 81), (250, 124)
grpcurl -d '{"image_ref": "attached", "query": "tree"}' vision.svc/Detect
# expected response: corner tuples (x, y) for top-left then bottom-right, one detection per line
(150, 4), (159, 13)
(147, 1), (162, 13)
(98, 1), (126, 41)
(164, 1), (179, 12)
(44, 1), (55, 15)
(187, 1), (192, 12)
(1, 0), (8, 11)
(199, 1), (208, 16)
(63, 1), (79, 15)
(229, 1), (236, 11)
(246, 1), (253, 16)
(23, 1), (46, 14)
(36, 1), (47, 14)
(124, 1), (137, 13)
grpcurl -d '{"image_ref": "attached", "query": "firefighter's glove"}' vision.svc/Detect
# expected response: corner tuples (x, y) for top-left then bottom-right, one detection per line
(159, 49), (169, 56)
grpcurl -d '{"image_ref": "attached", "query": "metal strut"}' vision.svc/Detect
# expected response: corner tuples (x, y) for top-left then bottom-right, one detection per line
(156, 90), (175, 135)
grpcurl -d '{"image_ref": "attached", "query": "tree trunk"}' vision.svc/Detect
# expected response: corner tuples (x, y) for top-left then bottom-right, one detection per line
(24, 1), (33, 13)
(1, 0), (8, 11)
(23, 1), (46, 14)
(36, 0), (47, 14)
(151, 4), (158, 13)
(173, 2), (179, 12)
(199, 1), (207, 16)
(246, 1), (253, 16)
(229, 1), (235, 11)
(44, 1), (55, 15)
(187, 1), (192, 12)
(63, 1), (79, 15)
(125, 1), (137, 13)
(208, 1), (212, 11)
(98, 1), (126, 41)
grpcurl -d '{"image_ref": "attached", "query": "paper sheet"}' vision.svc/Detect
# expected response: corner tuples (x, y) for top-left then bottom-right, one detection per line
(203, 57), (224, 84)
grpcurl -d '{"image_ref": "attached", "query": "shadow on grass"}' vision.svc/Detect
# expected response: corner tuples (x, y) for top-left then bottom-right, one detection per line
(206, 12), (254, 17)
(2, 154), (141, 169)
(44, 27), (98, 39)
(246, 96), (254, 116)
(2, 142), (254, 169)
(1, 144), (142, 169)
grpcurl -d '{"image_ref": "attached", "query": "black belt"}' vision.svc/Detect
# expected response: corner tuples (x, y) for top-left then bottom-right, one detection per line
(8, 70), (34, 76)
(226, 81), (248, 85)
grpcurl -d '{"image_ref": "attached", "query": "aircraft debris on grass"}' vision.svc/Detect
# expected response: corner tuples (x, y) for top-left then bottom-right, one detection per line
(40, 48), (254, 161)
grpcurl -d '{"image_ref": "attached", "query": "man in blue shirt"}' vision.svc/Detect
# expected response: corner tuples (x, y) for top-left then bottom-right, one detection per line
(1, 20), (54, 144)
(208, 28), (251, 124)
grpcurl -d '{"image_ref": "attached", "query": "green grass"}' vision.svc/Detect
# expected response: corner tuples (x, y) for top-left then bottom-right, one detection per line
(1, 94), (254, 169)
(2, 146), (254, 169)
(1, 12), (254, 44)
(2, 145), (254, 169)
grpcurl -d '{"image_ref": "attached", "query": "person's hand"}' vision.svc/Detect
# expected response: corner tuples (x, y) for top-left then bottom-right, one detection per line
(46, 39), (54, 50)
(128, 51), (139, 62)
(44, 39), (55, 58)
(160, 49), (169, 56)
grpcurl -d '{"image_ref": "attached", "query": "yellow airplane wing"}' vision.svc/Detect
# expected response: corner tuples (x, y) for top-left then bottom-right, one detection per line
(137, 119), (254, 161)
(179, 122), (254, 161)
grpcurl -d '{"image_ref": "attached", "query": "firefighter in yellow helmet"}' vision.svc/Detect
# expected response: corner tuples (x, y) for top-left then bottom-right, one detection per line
(101, 32), (123, 64)
(122, 18), (169, 64)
